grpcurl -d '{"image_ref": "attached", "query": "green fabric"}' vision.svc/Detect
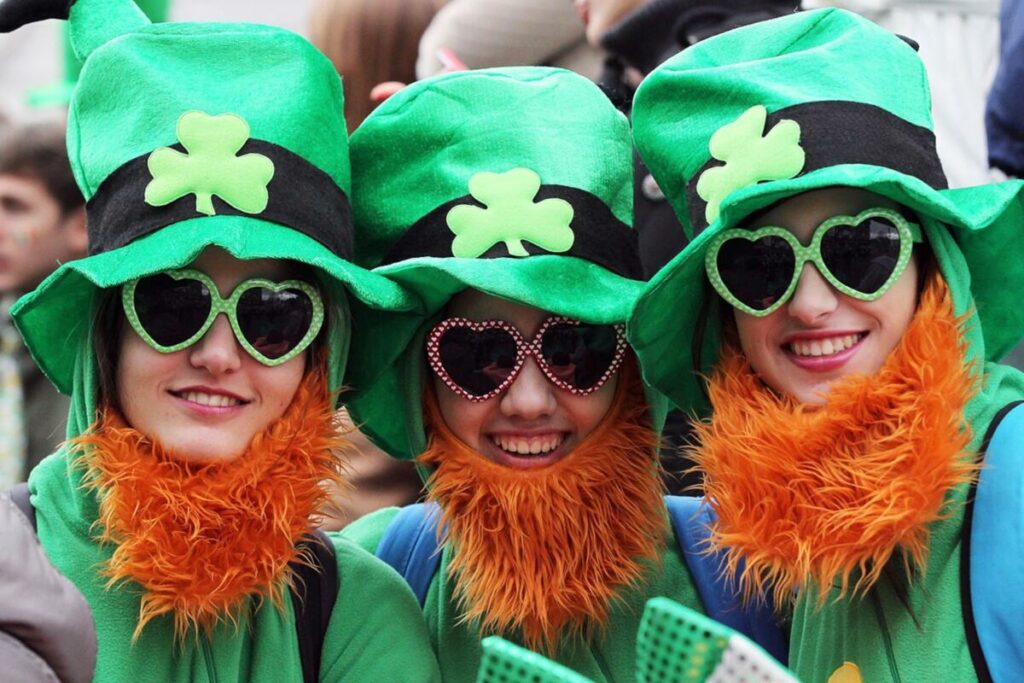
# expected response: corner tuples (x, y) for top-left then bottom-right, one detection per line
(343, 507), (705, 683)
(627, 8), (1024, 416)
(14, 0), (415, 400)
(624, 8), (1024, 680)
(350, 67), (632, 267)
(346, 67), (653, 460)
(27, 454), (441, 683)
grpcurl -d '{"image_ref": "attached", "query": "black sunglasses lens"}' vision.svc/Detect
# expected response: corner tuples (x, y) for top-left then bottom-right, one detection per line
(236, 287), (315, 359)
(540, 323), (619, 390)
(133, 274), (212, 347)
(438, 327), (518, 397)
(820, 217), (902, 294)
(717, 235), (795, 311)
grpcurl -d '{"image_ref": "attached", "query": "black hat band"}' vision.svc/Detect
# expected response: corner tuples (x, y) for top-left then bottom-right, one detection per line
(686, 100), (948, 235)
(86, 139), (353, 259)
(379, 185), (643, 280)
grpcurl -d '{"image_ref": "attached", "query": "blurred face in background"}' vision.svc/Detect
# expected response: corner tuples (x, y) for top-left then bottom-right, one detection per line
(573, 0), (648, 45)
(0, 172), (86, 293)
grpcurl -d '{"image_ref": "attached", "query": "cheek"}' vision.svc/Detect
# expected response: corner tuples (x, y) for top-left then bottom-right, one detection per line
(116, 332), (176, 425)
(254, 356), (306, 416)
(566, 373), (618, 440)
(734, 311), (779, 371)
(432, 378), (490, 449)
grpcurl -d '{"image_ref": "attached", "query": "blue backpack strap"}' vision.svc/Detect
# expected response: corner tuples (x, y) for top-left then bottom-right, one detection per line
(962, 400), (1024, 683)
(376, 502), (444, 607)
(665, 495), (788, 664)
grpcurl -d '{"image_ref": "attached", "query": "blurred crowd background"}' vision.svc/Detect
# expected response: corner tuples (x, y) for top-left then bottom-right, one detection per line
(0, 0), (1019, 525)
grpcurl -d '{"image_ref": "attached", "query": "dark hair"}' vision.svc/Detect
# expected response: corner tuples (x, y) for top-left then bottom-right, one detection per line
(0, 121), (83, 215)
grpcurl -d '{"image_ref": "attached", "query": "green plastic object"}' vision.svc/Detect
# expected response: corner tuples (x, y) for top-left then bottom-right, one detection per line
(476, 636), (595, 683)
(636, 597), (799, 683)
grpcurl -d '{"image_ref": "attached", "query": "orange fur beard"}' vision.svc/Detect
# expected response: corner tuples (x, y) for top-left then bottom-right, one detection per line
(420, 358), (665, 654)
(74, 370), (347, 640)
(693, 272), (978, 608)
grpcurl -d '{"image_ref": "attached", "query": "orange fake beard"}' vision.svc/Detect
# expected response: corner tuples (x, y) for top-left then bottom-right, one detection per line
(694, 272), (978, 608)
(420, 358), (665, 654)
(74, 370), (347, 640)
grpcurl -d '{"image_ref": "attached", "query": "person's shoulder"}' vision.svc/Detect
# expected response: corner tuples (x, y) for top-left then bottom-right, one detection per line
(322, 533), (441, 682)
(334, 505), (401, 553)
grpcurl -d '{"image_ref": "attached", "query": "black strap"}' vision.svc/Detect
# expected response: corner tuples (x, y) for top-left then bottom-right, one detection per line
(7, 481), (35, 531)
(959, 399), (1022, 683)
(289, 528), (338, 683)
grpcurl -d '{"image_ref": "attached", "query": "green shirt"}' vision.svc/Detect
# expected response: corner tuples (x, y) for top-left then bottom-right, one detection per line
(342, 505), (705, 683)
(29, 452), (441, 683)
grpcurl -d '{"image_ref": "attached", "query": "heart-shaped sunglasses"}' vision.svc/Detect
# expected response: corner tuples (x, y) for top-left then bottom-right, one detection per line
(705, 207), (923, 317)
(426, 316), (627, 402)
(121, 268), (324, 366)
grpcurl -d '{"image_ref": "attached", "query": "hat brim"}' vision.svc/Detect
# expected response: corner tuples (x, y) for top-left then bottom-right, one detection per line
(346, 255), (646, 459)
(13, 215), (415, 396)
(628, 165), (1024, 414)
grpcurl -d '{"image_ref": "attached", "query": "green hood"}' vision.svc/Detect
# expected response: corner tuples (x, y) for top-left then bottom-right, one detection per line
(626, 8), (1024, 422)
(344, 67), (665, 460)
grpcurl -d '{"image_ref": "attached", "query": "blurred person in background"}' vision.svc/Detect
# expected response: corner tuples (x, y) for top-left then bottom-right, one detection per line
(309, 0), (442, 527)
(0, 120), (85, 487)
(415, 0), (602, 80)
(309, 0), (446, 132)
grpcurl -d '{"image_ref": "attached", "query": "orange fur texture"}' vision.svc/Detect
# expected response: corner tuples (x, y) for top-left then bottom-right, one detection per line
(74, 370), (347, 640)
(420, 358), (665, 654)
(693, 273), (978, 608)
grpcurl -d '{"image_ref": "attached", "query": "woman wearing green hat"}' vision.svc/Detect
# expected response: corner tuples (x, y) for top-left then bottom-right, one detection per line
(0, 0), (440, 681)
(338, 66), (786, 682)
(628, 8), (1024, 683)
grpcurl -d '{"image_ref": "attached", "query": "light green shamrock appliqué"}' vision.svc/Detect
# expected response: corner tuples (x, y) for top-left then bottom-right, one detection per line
(144, 111), (275, 216)
(446, 168), (574, 258)
(696, 105), (805, 225)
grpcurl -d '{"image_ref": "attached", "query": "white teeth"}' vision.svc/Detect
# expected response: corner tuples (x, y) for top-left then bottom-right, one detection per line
(182, 391), (242, 407)
(493, 435), (563, 456)
(790, 334), (861, 357)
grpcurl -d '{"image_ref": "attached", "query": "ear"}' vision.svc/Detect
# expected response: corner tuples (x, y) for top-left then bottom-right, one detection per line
(62, 205), (88, 256)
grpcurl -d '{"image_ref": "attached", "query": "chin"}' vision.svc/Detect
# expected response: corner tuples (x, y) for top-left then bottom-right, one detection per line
(168, 440), (247, 463)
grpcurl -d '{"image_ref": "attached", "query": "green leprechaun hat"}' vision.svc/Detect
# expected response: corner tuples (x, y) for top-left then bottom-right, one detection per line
(345, 67), (657, 460)
(0, 0), (414, 420)
(627, 8), (1024, 415)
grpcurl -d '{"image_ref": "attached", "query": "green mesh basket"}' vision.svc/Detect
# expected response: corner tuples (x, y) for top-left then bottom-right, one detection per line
(476, 636), (595, 683)
(636, 597), (799, 683)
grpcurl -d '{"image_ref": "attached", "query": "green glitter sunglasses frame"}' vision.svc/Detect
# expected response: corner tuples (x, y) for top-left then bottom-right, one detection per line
(705, 206), (923, 317)
(121, 268), (324, 366)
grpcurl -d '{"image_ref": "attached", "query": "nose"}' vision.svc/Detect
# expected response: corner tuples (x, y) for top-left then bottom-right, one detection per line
(499, 356), (557, 420)
(786, 262), (839, 325)
(188, 313), (243, 375)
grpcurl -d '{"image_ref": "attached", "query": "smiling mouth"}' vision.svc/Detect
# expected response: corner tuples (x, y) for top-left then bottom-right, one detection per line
(786, 333), (866, 358)
(490, 433), (567, 457)
(170, 390), (248, 408)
